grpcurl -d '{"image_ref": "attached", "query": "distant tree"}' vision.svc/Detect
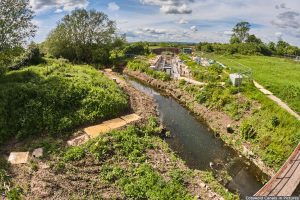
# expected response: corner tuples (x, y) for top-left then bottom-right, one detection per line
(231, 21), (251, 43)
(123, 42), (150, 56)
(268, 42), (276, 53)
(45, 9), (118, 64)
(276, 40), (290, 56)
(0, 0), (36, 51)
(246, 34), (263, 44)
(111, 34), (126, 58)
(230, 36), (241, 44)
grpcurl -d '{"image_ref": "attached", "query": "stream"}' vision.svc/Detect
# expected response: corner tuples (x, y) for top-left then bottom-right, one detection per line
(127, 77), (268, 198)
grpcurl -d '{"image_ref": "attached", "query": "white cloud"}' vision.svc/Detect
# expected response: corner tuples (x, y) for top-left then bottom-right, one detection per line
(223, 30), (233, 36)
(190, 25), (198, 32)
(108, 2), (120, 11)
(275, 32), (283, 40)
(29, 0), (88, 12)
(178, 18), (188, 24)
(140, 0), (194, 14)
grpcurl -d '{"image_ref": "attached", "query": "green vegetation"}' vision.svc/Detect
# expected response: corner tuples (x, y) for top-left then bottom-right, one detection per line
(127, 59), (171, 81)
(50, 118), (235, 199)
(197, 22), (300, 57)
(0, 60), (129, 145)
(42, 9), (123, 65)
(180, 53), (300, 169)
(180, 54), (249, 120)
(204, 54), (300, 115)
(123, 42), (150, 56)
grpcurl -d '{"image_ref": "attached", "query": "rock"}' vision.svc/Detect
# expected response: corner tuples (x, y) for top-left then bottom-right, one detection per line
(199, 182), (206, 188)
(32, 148), (43, 158)
(40, 163), (50, 169)
(226, 124), (234, 133)
(67, 134), (90, 146)
(8, 152), (30, 164)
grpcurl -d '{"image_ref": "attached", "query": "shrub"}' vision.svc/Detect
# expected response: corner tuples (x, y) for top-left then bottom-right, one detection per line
(240, 122), (256, 139)
(271, 116), (280, 127)
(63, 146), (86, 162)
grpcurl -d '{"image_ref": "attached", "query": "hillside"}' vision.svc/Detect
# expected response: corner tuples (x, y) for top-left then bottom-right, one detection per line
(0, 60), (129, 145)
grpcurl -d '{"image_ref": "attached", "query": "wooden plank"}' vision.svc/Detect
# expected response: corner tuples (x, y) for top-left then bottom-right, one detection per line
(255, 143), (300, 196)
(277, 163), (300, 196)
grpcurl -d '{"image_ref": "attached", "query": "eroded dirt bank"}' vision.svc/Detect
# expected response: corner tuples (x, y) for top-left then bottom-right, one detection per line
(124, 68), (275, 177)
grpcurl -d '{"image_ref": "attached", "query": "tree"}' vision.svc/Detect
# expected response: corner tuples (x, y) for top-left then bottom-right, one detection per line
(231, 21), (251, 43)
(230, 36), (241, 44)
(123, 42), (150, 56)
(45, 9), (117, 64)
(246, 34), (263, 44)
(0, 0), (36, 51)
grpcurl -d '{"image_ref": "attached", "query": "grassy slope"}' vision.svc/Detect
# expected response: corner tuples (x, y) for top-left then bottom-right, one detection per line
(0, 60), (129, 144)
(3, 120), (237, 199)
(203, 54), (300, 115)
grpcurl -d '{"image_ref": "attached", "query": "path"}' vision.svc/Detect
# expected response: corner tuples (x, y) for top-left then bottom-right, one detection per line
(253, 81), (300, 121)
(255, 143), (300, 196)
(178, 77), (207, 86)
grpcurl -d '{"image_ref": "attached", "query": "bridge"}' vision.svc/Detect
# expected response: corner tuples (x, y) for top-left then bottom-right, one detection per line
(255, 143), (300, 196)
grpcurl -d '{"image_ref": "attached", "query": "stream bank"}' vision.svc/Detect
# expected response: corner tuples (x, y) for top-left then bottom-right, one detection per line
(124, 68), (274, 178)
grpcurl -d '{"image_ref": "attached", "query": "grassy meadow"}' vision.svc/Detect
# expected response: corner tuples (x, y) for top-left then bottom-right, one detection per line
(202, 54), (300, 115)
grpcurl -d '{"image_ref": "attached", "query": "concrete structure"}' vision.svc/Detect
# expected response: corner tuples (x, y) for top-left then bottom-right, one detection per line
(8, 152), (30, 164)
(152, 47), (180, 55)
(229, 73), (243, 87)
(84, 114), (141, 139)
(255, 143), (300, 196)
(182, 48), (192, 54)
(295, 56), (300, 62)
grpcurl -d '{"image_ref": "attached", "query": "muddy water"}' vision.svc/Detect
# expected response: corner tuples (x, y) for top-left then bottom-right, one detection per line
(127, 78), (268, 198)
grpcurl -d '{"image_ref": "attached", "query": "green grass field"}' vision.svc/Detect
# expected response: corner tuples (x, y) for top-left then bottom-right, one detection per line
(201, 54), (300, 115)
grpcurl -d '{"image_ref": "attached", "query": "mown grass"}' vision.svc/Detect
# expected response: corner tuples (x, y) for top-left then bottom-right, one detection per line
(179, 54), (300, 170)
(201, 53), (300, 115)
(0, 59), (129, 145)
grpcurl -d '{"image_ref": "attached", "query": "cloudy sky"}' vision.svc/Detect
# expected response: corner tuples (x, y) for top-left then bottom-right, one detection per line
(30, 0), (300, 46)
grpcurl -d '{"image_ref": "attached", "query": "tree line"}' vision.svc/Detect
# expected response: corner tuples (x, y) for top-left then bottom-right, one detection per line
(197, 21), (300, 57)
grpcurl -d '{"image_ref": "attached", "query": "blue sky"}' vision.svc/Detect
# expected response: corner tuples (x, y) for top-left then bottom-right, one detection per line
(30, 0), (300, 46)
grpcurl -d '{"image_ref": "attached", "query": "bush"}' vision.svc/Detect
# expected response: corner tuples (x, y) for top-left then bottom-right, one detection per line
(240, 122), (256, 139)
(63, 146), (86, 162)
(271, 116), (280, 127)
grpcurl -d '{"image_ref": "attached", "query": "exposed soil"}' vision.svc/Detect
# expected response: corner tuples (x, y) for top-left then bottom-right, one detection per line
(124, 68), (275, 177)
